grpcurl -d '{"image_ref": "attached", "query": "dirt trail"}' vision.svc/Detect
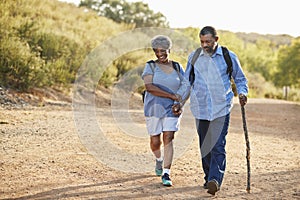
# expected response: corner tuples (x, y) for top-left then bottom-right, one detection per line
(0, 97), (299, 199)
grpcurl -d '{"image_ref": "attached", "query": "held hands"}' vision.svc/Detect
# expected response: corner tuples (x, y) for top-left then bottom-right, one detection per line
(172, 103), (182, 116)
(171, 94), (183, 116)
(173, 94), (182, 102)
(239, 94), (247, 106)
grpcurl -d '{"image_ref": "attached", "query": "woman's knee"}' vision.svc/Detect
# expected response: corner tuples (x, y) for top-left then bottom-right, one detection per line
(150, 135), (161, 148)
(163, 132), (175, 143)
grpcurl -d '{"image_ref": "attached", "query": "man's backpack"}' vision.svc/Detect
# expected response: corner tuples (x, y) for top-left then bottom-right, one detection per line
(189, 46), (233, 85)
(142, 60), (181, 103)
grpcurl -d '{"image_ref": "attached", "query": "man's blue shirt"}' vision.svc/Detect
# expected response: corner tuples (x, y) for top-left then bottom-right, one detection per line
(182, 45), (248, 121)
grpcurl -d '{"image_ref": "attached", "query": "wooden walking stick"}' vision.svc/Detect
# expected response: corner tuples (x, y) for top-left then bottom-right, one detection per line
(241, 105), (251, 193)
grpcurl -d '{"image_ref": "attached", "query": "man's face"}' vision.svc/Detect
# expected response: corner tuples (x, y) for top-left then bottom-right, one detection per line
(200, 34), (218, 55)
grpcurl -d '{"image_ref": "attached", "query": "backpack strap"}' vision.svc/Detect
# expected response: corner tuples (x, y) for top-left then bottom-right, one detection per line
(191, 47), (202, 67)
(172, 61), (181, 74)
(146, 60), (155, 73)
(189, 47), (202, 85)
(221, 46), (233, 79)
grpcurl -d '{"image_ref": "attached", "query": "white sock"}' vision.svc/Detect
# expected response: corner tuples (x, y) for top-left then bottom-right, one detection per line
(156, 157), (163, 162)
(163, 168), (170, 175)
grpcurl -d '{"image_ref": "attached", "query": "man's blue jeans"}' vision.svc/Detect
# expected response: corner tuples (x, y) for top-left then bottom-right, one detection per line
(195, 114), (230, 186)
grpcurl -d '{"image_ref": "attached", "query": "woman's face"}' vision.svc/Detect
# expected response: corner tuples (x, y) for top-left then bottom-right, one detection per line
(153, 48), (170, 64)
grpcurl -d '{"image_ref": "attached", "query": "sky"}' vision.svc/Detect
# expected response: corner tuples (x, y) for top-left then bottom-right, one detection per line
(60, 0), (299, 37)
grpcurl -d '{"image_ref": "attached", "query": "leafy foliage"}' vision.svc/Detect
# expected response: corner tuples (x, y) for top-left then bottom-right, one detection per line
(0, 0), (299, 101)
(275, 37), (300, 88)
(79, 0), (169, 28)
(0, 0), (128, 90)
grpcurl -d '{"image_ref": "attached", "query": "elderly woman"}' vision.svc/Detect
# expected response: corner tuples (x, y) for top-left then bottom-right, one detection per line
(141, 35), (189, 186)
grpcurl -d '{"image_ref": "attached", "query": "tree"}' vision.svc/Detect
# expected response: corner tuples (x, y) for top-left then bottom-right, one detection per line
(79, 0), (169, 28)
(275, 37), (300, 88)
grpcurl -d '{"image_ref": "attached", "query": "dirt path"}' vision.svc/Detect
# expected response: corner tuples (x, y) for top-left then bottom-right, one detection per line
(0, 98), (299, 199)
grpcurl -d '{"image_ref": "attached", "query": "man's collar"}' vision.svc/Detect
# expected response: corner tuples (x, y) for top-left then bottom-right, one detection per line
(213, 44), (223, 57)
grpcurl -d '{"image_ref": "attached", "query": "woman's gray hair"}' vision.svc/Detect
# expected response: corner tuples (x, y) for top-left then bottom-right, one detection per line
(151, 35), (172, 50)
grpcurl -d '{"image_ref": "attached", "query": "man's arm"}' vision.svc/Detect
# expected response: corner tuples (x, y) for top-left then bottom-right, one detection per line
(172, 56), (194, 115)
(230, 52), (249, 106)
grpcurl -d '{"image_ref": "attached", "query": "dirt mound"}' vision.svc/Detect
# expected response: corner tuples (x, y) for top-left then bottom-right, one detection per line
(0, 85), (144, 110)
(0, 87), (72, 108)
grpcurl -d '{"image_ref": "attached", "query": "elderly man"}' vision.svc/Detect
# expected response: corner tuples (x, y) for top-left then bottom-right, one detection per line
(173, 26), (248, 195)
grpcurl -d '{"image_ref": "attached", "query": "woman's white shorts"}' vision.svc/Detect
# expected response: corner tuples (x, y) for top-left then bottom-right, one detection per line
(145, 116), (181, 136)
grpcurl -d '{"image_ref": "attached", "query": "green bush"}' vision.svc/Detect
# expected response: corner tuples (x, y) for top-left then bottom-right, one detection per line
(0, 35), (45, 90)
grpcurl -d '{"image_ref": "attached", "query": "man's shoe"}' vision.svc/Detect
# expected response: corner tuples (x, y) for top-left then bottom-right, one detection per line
(203, 182), (208, 189)
(155, 160), (163, 176)
(207, 179), (219, 195)
(161, 173), (172, 186)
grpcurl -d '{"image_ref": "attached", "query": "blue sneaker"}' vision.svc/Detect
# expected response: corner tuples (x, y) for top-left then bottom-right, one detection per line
(155, 160), (163, 176)
(161, 173), (172, 186)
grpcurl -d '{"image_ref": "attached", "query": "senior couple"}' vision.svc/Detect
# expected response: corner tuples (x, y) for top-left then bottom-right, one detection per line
(141, 26), (248, 195)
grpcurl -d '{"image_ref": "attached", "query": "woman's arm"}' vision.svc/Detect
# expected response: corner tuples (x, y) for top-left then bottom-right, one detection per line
(143, 75), (179, 101)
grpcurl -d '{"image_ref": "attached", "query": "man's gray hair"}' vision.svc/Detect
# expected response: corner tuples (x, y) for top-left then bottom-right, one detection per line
(151, 35), (172, 50)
